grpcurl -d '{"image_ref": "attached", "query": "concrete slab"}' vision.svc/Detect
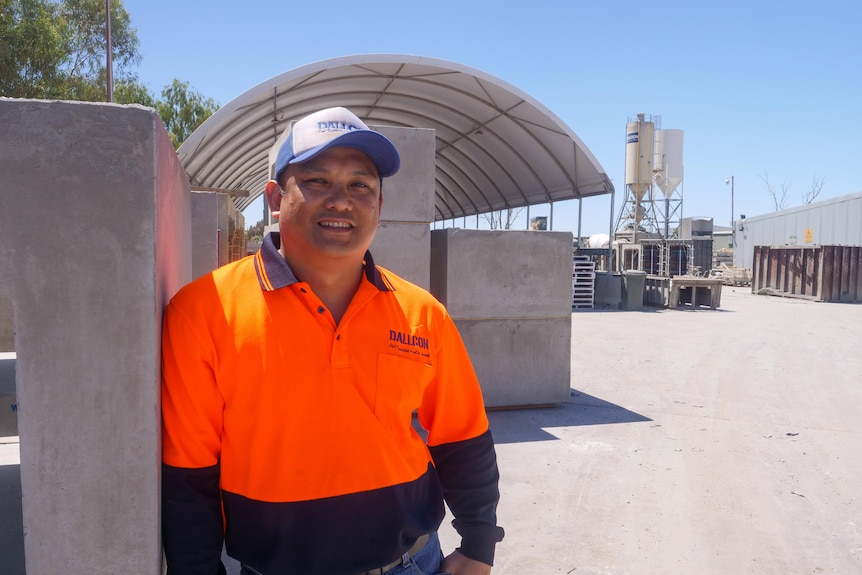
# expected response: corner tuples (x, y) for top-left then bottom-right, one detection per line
(3, 289), (861, 574)
(0, 99), (189, 575)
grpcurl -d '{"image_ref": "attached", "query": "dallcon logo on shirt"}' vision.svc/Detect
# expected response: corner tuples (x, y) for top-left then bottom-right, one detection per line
(388, 330), (430, 350)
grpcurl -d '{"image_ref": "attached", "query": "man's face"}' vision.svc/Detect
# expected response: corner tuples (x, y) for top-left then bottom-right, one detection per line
(270, 146), (384, 265)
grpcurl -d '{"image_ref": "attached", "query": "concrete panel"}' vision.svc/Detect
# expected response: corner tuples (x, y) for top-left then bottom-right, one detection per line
(376, 126), (436, 223)
(430, 228), (574, 318)
(430, 228), (573, 408)
(0, 294), (12, 352)
(192, 191), (219, 280)
(0, 99), (190, 574)
(218, 193), (231, 267)
(455, 317), (572, 408)
(370, 223), (430, 290)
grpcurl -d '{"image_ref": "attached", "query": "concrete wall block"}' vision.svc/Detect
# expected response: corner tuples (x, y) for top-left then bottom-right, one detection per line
(0, 99), (190, 574)
(192, 191), (220, 280)
(0, 294), (13, 352)
(371, 223), (431, 290)
(594, 273), (622, 309)
(376, 126), (436, 223)
(456, 317), (572, 408)
(430, 228), (575, 318)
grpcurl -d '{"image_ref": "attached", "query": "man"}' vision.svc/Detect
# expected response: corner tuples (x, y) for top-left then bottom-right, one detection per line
(161, 107), (504, 575)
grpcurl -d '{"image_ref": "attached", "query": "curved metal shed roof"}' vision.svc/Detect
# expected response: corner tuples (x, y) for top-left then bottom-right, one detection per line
(178, 54), (614, 220)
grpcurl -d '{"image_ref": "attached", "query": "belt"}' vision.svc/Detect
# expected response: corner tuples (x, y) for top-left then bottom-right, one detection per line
(240, 533), (431, 575)
(356, 533), (431, 575)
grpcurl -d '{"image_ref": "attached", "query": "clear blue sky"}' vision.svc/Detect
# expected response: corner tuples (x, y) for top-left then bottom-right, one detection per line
(124, 0), (861, 235)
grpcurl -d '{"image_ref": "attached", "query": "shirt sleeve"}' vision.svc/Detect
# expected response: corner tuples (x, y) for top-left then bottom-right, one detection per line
(162, 463), (226, 575)
(429, 430), (505, 565)
(161, 300), (226, 573)
(421, 312), (504, 564)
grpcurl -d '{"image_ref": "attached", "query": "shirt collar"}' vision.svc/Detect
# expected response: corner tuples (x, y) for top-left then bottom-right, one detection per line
(254, 232), (392, 292)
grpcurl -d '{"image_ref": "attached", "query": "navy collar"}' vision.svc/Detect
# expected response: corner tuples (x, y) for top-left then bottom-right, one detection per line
(254, 232), (391, 292)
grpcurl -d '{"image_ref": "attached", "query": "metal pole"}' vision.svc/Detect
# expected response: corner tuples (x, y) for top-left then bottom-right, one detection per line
(607, 188), (615, 275)
(727, 175), (735, 250)
(105, 0), (113, 102)
(577, 197), (583, 247)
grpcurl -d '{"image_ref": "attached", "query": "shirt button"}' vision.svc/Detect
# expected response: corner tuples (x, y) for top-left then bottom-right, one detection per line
(317, 306), (326, 314)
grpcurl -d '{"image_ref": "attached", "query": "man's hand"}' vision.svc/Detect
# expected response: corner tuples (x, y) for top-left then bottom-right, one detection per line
(440, 550), (492, 575)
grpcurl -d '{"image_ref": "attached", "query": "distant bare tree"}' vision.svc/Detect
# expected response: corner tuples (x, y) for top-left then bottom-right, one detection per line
(759, 171), (790, 211)
(802, 175), (826, 205)
(480, 208), (523, 230)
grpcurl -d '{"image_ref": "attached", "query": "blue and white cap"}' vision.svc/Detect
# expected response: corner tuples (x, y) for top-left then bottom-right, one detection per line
(274, 107), (400, 181)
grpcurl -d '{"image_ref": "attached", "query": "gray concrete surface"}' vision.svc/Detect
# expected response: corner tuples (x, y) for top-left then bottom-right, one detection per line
(431, 229), (574, 407)
(368, 126), (436, 290)
(191, 190), (220, 280)
(3, 285), (862, 574)
(0, 99), (190, 575)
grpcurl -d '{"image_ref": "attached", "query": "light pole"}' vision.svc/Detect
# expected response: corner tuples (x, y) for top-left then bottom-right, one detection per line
(725, 176), (735, 251)
(105, 0), (113, 102)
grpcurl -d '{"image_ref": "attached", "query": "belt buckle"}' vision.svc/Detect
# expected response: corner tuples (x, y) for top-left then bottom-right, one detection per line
(360, 533), (431, 575)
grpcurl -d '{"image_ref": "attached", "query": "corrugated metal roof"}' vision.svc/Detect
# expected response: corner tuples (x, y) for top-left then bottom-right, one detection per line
(178, 54), (614, 219)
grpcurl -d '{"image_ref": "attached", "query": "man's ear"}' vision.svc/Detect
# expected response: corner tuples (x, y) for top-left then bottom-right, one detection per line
(264, 180), (282, 212)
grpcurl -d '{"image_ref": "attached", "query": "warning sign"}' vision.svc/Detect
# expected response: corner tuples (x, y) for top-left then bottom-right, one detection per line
(804, 228), (814, 243)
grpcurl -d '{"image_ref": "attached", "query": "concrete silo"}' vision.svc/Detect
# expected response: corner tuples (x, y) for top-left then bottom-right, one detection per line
(654, 128), (684, 238)
(616, 114), (659, 240)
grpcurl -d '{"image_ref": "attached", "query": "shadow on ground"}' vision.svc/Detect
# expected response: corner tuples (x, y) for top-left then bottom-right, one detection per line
(488, 389), (652, 444)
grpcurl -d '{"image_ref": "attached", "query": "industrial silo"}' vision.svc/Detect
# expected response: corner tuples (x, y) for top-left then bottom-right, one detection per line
(616, 114), (658, 241)
(625, 114), (655, 208)
(654, 129), (684, 238)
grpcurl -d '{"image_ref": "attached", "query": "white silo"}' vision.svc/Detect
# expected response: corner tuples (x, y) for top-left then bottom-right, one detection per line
(624, 114), (655, 208)
(616, 114), (660, 241)
(654, 129), (684, 198)
(653, 129), (684, 239)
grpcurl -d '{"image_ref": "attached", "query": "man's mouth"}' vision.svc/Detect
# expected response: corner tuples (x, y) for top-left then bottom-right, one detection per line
(319, 220), (352, 229)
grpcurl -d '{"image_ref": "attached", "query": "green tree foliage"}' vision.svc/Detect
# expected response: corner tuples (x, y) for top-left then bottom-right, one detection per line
(246, 219), (266, 242)
(0, 0), (140, 99)
(1, 0), (219, 148)
(156, 79), (219, 149)
(0, 0), (68, 98)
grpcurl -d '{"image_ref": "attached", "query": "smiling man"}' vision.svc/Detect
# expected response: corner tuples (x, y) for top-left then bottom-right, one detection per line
(161, 107), (504, 575)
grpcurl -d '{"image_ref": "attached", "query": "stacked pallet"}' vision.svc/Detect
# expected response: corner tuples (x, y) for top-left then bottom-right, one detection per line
(716, 264), (752, 286)
(572, 256), (596, 309)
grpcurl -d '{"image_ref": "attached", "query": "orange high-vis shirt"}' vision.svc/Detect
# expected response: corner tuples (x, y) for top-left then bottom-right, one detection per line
(161, 233), (503, 574)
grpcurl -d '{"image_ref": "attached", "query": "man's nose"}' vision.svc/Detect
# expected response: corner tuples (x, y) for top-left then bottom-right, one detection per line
(324, 182), (352, 209)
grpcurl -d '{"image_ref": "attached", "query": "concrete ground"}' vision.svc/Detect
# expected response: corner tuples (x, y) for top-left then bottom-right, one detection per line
(2, 288), (861, 574)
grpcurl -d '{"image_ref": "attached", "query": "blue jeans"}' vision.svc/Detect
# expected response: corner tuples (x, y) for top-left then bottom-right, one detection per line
(239, 532), (449, 575)
(383, 531), (448, 575)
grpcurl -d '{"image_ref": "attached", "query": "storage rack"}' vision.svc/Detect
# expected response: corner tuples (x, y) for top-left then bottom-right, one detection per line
(572, 256), (596, 309)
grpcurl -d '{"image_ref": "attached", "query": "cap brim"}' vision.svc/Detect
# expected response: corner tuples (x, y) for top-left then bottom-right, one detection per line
(289, 130), (401, 178)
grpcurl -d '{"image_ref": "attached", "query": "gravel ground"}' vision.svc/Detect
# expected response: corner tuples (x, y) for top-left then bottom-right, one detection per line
(3, 288), (861, 574)
(440, 288), (862, 574)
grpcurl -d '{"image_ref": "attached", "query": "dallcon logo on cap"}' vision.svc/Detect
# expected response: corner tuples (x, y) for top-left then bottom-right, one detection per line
(274, 106), (401, 180)
(317, 120), (362, 133)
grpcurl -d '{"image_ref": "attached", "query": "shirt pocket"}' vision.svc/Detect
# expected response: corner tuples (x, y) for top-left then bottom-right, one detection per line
(375, 353), (434, 418)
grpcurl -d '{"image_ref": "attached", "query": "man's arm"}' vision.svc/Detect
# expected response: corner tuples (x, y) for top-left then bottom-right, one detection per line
(161, 298), (227, 574)
(162, 463), (226, 575)
(428, 430), (504, 567)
